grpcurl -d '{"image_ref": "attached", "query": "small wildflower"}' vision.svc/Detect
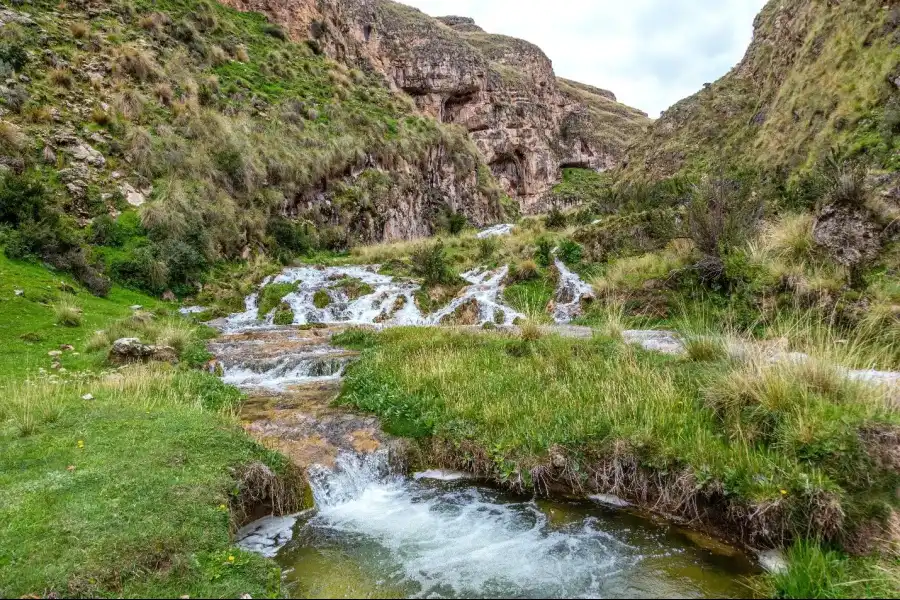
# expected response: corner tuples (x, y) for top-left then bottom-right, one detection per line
(780, 489), (788, 496)
(228, 555), (235, 563)
(218, 504), (228, 511)
(82, 393), (94, 401)
(77, 440), (85, 449)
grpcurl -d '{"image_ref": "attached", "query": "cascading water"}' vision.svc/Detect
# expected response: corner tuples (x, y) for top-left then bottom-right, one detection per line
(260, 451), (756, 599)
(476, 223), (516, 238)
(551, 257), (595, 323)
(224, 265), (524, 330)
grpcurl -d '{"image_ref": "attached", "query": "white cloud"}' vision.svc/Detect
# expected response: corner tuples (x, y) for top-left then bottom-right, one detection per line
(396, 0), (769, 117)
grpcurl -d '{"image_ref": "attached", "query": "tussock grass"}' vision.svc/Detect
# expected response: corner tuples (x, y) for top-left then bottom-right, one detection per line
(684, 336), (728, 362)
(53, 298), (82, 327)
(0, 379), (65, 436)
(762, 540), (898, 599)
(86, 313), (204, 364)
(49, 68), (73, 88)
(337, 327), (899, 547)
(591, 239), (694, 294)
(0, 120), (26, 154)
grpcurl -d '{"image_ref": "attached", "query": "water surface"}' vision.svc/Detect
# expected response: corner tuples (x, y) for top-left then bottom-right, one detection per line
(273, 454), (757, 599)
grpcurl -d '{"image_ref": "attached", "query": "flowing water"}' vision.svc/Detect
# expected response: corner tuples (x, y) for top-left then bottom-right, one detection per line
(223, 265), (527, 329)
(250, 452), (758, 599)
(551, 257), (596, 323)
(215, 251), (762, 598)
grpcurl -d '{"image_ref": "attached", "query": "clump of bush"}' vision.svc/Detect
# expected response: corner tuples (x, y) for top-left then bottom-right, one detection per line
(273, 303), (294, 325)
(533, 237), (554, 267)
(558, 239), (583, 265)
(686, 171), (763, 283)
(477, 236), (499, 261)
(506, 259), (540, 284)
(313, 289), (331, 309)
(545, 207), (567, 230)
(0, 174), (110, 296)
(411, 241), (456, 286)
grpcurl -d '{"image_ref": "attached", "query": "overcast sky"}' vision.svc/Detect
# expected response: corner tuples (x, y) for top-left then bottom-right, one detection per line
(400, 0), (769, 117)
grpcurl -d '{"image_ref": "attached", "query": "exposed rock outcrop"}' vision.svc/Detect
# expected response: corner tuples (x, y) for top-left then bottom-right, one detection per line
(813, 203), (883, 269)
(218, 0), (649, 214)
(108, 338), (177, 365)
(622, 0), (900, 182)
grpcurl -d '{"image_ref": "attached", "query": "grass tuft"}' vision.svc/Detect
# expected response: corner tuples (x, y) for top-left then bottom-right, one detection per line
(53, 298), (82, 328)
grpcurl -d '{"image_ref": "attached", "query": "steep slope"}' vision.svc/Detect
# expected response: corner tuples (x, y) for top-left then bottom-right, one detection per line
(0, 0), (503, 296)
(220, 0), (650, 214)
(622, 0), (900, 181)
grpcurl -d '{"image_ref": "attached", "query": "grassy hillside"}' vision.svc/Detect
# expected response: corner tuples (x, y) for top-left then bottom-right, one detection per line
(557, 78), (650, 160)
(0, 252), (304, 597)
(622, 0), (900, 182)
(0, 0), (499, 298)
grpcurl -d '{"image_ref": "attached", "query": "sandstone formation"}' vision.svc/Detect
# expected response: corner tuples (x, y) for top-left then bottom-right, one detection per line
(219, 0), (649, 214)
(622, 0), (900, 182)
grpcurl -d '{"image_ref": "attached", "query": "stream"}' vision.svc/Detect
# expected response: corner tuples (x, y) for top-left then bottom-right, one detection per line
(210, 255), (758, 598)
(207, 229), (900, 597)
(272, 452), (757, 599)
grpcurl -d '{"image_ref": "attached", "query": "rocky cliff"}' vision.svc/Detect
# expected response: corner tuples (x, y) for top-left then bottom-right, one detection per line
(622, 0), (900, 182)
(0, 0), (512, 296)
(219, 0), (650, 214)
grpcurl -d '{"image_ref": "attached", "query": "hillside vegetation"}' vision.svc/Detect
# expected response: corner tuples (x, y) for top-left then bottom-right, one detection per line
(0, 0), (500, 298)
(622, 0), (900, 182)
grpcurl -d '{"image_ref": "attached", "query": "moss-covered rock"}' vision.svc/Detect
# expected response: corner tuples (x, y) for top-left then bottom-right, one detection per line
(313, 290), (332, 309)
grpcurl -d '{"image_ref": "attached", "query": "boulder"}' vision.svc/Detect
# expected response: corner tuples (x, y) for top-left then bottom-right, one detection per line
(69, 143), (106, 167)
(108, 338), (178, 365)
(120, 182), (151, 207)
(812, 203), (882, 269)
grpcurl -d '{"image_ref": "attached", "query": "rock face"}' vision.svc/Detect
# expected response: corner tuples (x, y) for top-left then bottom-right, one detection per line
(622, 0), (900, 182)
(813, 203), (883, 269)
(218, 0), (649, 214)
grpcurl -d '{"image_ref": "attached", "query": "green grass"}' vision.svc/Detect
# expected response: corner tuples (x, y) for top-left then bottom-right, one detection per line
(258, 282), (297, 317)
(0, 368), (289, 598)
(0, 253), (162, 378)
(335, 327), (899, 546)
(548, 168), (612, 208)
(763, 541), (897, 599)
(0, 253), (300, 596)
(503, 276), (555, 322)
(333, 277), (374, 300)
(313, 289), (331, 309)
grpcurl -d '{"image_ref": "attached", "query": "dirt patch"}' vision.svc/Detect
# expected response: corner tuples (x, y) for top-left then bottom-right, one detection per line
(349, 429), (381, 453)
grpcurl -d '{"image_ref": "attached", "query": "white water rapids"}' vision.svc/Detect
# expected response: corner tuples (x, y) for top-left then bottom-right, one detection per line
(223, 262), (598, 331)
(243, 451), (754, 599)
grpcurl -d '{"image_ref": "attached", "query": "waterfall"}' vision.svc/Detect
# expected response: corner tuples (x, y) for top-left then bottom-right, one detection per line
(551, 258), (595, 323)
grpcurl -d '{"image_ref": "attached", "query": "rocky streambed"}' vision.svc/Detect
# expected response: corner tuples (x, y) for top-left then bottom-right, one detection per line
(205, 252), (900, 598)
(214, 324), (759, 599)
(204, 259), (770, 598)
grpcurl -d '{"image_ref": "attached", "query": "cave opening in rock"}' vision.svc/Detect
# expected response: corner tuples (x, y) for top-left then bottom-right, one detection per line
(490, 151), (526, 196)
(442, 91), (476, 124)
(559, 160), (591, 170)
